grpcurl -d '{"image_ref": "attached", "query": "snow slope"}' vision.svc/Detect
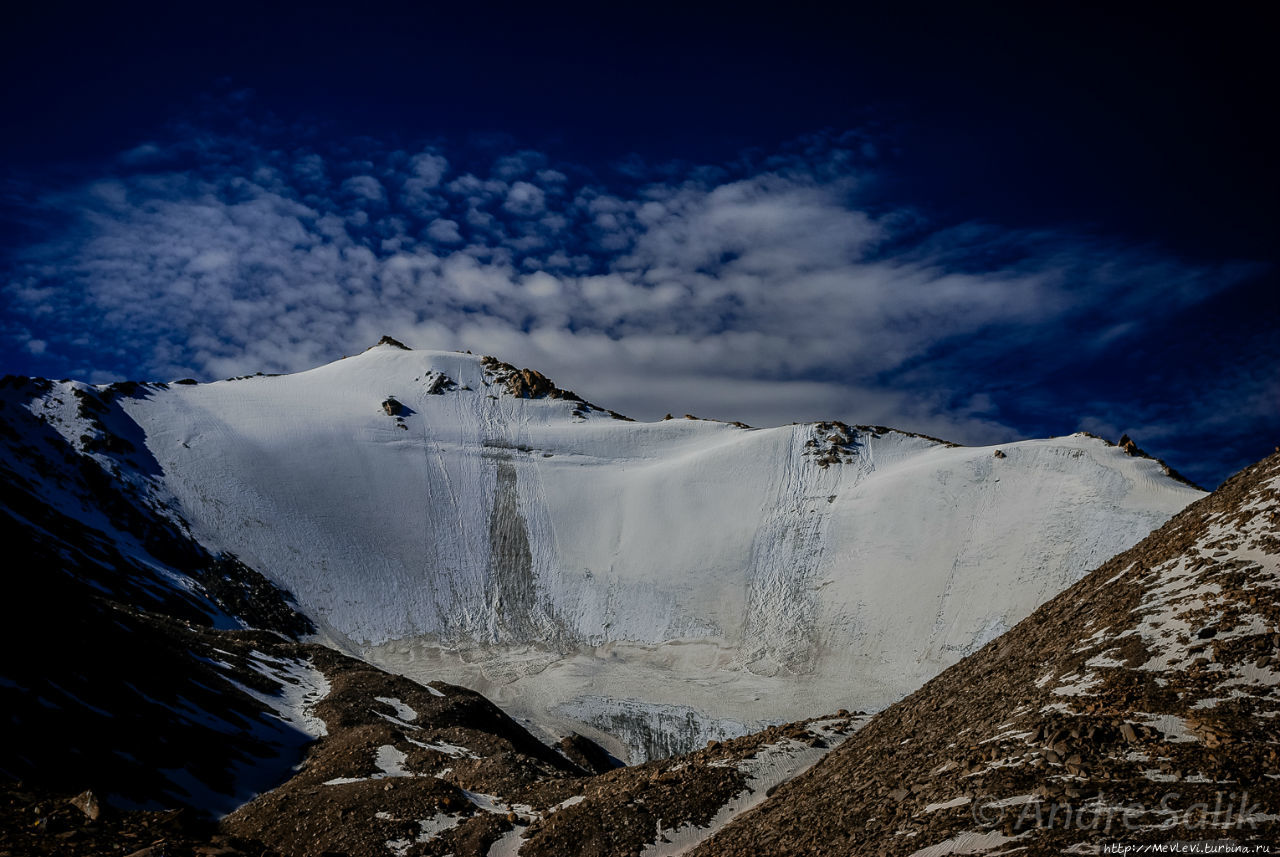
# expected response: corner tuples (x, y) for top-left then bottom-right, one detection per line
(112, 343), (1201, 759)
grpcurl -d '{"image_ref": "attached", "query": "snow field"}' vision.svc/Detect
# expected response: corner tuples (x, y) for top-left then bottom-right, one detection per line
(119, 345), (1203, 757)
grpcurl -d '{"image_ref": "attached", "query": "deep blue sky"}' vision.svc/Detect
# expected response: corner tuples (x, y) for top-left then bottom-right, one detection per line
(1, 2), (1275, 487)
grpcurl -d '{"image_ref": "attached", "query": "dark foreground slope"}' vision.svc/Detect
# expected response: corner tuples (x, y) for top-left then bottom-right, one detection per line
(221, 652), (861, 857)
(695, 452), (1280, 855)
(0, 376), (340, 854)
(0, 377), (327, 815)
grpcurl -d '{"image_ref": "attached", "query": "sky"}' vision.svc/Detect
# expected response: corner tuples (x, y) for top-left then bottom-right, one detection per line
(1, 2), (1275, 488)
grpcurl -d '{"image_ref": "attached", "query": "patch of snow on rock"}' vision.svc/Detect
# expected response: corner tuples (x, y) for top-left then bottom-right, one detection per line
(374, 696), (418, 722)
(640, 718), (854, 856)
(907, 830), (1022, 856)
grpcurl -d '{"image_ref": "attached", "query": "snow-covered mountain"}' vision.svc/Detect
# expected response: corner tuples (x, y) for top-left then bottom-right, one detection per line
(691, 455), (1280, 855)
(6, 340), (1203, 761)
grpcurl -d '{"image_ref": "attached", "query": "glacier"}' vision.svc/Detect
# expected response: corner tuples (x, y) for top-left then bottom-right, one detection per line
(90, 342), (1203, 761)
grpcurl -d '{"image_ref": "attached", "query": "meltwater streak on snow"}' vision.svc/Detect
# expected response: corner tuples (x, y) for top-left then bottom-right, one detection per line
(118, 346), (1202, 757)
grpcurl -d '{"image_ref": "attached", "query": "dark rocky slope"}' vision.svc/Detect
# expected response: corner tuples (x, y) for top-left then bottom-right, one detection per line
(1, 376), (326, 853)
(222, 652), (863, 857)
(0, 377), (324, 815)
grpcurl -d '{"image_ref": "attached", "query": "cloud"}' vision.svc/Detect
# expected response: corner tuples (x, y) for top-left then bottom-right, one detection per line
(408, 152), (448, 186)
(119, 143), (164, 165)
(341, 175), (386, 204)
(426, 218), (463, 243)
(0, 129), (1261, 484)
(492, 150), (547, 180)
(503, 181), (546, 217)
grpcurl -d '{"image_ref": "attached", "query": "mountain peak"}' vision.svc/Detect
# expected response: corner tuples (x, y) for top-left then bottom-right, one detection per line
(367, 335), (412, 351)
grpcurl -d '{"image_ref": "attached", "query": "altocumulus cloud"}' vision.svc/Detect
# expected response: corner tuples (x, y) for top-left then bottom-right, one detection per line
(0, 130), (1253, 453)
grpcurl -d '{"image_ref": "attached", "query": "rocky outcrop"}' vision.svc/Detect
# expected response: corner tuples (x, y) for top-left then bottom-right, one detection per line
(1095, 432), (1203, 493)
(803, 420), (860, 467)
(803, 421), (961, 468)
(223, 647), (586, 857)
(480, 356), (581, 401)
(423, 371), (457, 395)
(201, 555), (317, 639)
(0, 782), (268, 857)
(479, 355), (632, 420)
(374, 335), (413, 350)
(1118, 433), (1141, 456)
(498, 714), (865, 857)
(555, 733), (624, 775)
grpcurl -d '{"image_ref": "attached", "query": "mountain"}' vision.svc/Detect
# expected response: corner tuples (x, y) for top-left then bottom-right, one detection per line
(0, 371), (862, 856)
(2, 340), (1201, 762)
(2, 340), (1266, 856)
(0, 367), (615, 854)
(687, 451), (1280, 854)
(33, 449), (1259, 857)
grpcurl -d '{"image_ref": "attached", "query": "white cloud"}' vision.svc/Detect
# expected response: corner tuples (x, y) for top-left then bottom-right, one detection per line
(492, 150), (546, 180)
(503, 181), (546, 217)
(187, 249), (234, 273)
(408, 152), (448, 185)
(426, 218), (463, 243)
(341, 175), (386, 203)
(1, 132), (1242, 451)
(293, 153), (328, 186)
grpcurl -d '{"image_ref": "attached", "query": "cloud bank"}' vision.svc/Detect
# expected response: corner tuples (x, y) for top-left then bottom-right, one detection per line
(0, 129), (1262, 480)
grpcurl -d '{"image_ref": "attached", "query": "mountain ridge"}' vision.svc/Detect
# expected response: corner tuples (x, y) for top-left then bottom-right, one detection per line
(3, 341), (1203, 762)
(2, 340), (1271, 856)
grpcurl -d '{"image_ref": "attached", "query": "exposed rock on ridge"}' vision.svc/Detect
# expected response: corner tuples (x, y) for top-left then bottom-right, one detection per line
(480, 355), (632, 419)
